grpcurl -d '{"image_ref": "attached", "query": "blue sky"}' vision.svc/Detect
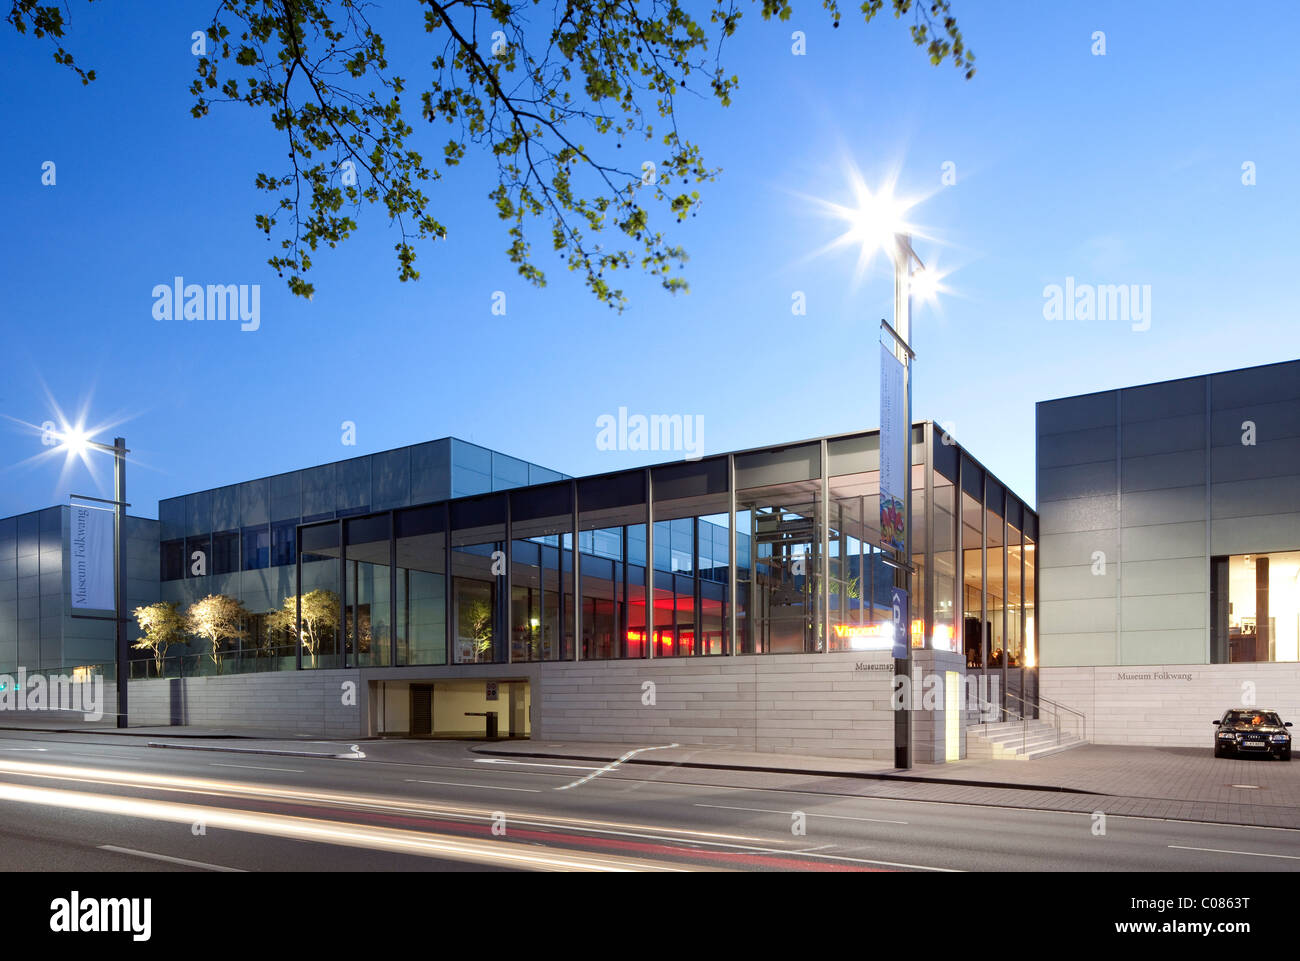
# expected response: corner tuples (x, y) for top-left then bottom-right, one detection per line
(2, 0), (1298, 518)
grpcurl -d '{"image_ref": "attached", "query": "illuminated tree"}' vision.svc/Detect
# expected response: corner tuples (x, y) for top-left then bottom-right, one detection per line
(187, 594), (251, 672)
(131, 602), (188, 676)
(267, 590), (341, 667)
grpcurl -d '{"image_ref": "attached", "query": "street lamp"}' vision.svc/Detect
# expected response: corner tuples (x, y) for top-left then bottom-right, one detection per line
(56, 429), (130, 729)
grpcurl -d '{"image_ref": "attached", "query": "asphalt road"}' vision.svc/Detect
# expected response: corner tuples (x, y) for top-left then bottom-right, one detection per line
(0, 731), (1297, 872)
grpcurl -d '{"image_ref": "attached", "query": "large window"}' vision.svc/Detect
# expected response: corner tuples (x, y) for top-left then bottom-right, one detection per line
(451, 496), (505, 664)
(511, 483), (573, 662)
(395, 505), (447, 666)
(1212, 550), (1300, 663)
(346, 515), (391, 667)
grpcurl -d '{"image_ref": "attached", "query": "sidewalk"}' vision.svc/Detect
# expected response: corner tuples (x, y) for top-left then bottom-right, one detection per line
(471, 739), (1300, 829)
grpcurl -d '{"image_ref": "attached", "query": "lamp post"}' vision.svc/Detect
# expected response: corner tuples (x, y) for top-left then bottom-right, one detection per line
(60, 431), (130, 729)
(887, 232), (924, 770)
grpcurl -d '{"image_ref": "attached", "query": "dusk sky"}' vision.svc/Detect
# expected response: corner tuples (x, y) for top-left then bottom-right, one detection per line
(3, 0), (1297, 518)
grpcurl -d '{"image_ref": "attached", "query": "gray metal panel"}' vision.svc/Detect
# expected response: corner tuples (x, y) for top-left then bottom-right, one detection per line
(238, 479), (270, 527)
(1121, 520), (1206, 562)
(1210, 513), (1300, 556)
(1036, 426), (1116, 469)
(1037, 495), (1117, 535)
(1039, 564), (1115, 601)
(186, 490), (212, 537)
(1038, 459), (1117, 503)
(1118, 557), (1205, 597)
(158, 497), (186, 540)
(372, 448), (411, 510)
(301, 464), (337, 517)
(212, 485), (240, 531)
(1120, 377), (1205, 423)
(411, 440), (451, 504)
(1210, 360), (1300, 409)
(1210, 438), (1300, 483)
(1121, 414), (1205, 457)
(1118, 630), (1205, 665)
(1040, 596), (1116, 633)
(1120, 449), (1206, 493)
(1037, 391), (1118, 435)
(1211, 476), (1300, 519)
(1210, 400), (1300, 446)
(733, 442), (821, 489)
(1037, 631), (1118, 667)
(336, 457), (370, 510)
(1120, 593), (1205, 631)
(528, 464), (564, 486)
(269, 471), (301, 522)
(492, 453), (530, 491)
(1120, 486), (1205, 527)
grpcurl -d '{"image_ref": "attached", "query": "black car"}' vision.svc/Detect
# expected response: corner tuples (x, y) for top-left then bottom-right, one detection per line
(1213, 709), (1293, 759)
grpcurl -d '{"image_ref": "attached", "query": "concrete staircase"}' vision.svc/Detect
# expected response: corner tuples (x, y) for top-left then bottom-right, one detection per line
(965, 718), (1087, 761)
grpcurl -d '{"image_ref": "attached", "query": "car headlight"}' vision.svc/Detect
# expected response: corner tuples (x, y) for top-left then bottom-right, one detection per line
(1217, 732), (1236, 739)
(1271, 734), (1289, 742)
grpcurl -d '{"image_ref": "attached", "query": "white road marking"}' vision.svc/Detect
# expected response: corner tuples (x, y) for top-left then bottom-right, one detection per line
(406, 779), (540, 793)
(209, 762), (304, 773)
(556, 744), (681, 791)
(1169, 845), (1300, 861)
(474, 758), (604, 771)
(695, 802), (908, 825)
(97, 845), (246, 872)
(0, 748), (48, 752)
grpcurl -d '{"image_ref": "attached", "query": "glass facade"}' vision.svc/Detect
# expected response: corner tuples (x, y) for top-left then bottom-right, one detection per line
(287, 425), (1039, 680)
(1211, 550), (1300, 663)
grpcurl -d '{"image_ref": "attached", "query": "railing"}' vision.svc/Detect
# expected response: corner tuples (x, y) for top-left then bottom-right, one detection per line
(975, 689), (1087, 755)
(127, 650), (298, 680)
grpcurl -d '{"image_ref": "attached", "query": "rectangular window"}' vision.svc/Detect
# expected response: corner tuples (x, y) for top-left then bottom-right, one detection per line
(271, 520), (297, 567)
(212, 531), (240, 575)
(185, 534), (210, 579)
(242, 524), (270, 571)
(161, 539), (185, 581)
(1213, 550), (1300, 663)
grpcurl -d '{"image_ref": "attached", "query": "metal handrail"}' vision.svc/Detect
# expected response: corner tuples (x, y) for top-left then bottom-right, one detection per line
(1003, 689), (1087, 744)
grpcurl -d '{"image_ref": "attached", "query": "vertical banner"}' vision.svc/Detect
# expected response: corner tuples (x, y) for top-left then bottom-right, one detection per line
(70, 504), (115, 611)
(891, 587), (909, 659)
(879, 342), (906, 551)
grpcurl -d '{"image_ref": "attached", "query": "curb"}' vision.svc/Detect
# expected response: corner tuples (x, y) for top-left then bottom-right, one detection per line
(146, 741), (366, 760)
(470, 747), (1101, 795)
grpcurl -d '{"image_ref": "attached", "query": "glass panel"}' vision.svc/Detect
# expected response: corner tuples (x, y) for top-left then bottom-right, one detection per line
(271, 520), (297, 567)
(651, 460), (729, 657)
(451, 496), (506, 664)
(211, 531), (239, 576)
(299, 521), (342, 669)
(510, 483), (572, 662)
(1006, 523), (1023, 667)
(185, 534), (210, 579)
(346, 515), (391, 668)
(1216, 550), (1300, 663)
(395, 505), (446, 666)
(827, 472), (887, 652)
(161, 539), (185, 581)
(1024, 534), (1036, 667)
(986, 504), (1005, 666)
(578, 473), (646, 659)
(962, 487), (984, 668)
(242, 524), (270, 571)
(932, 472), (958, 653)
(737, 479), (820, 654)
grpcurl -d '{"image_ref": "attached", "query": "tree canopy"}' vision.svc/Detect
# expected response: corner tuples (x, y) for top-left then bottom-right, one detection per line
(10, 0), (973, 308)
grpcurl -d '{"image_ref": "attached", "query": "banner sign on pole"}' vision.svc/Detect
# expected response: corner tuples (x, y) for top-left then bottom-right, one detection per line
(70, 504), (115, 611)
(891, 587), (909, 659)
(879, 342), (906, 552)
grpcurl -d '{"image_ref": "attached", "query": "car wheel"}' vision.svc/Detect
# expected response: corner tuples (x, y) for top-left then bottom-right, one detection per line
(1214, 745), (1227, 758)
(1282, 749), (1292, 762)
